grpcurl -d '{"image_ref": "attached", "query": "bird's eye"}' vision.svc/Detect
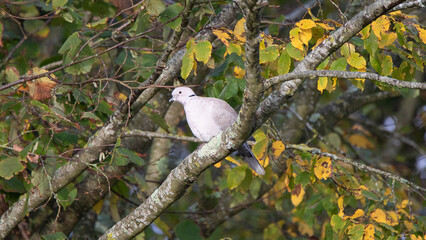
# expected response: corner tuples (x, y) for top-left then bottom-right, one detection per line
(179, 91), (182, 94)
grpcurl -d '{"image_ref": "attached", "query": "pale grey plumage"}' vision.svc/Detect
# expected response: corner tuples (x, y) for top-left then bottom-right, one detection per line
(169, 86), (265, 175)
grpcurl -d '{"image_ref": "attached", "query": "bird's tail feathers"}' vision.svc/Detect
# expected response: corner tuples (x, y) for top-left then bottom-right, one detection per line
(239, 143), (266, 175)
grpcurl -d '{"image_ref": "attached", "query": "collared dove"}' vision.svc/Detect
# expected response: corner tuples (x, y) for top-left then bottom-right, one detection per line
(169, 86), (266, 175)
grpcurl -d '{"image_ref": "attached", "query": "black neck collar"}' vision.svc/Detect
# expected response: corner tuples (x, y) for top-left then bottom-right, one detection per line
(189, 94), (196, 97)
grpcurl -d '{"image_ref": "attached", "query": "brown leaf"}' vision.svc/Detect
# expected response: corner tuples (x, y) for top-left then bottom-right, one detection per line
(27, 68), (57, 100)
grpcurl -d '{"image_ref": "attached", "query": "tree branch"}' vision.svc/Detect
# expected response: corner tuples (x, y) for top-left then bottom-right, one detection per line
(123, 130), (202, 143)
(264, 70), (426, 90)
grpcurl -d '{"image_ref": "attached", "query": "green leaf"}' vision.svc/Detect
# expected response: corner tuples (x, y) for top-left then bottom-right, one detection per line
(175, 220), (203, 240)
(250, 178), (262, 198)
(56, 184), (77, 209)
(5, 67), (19, 83)
(116, 148), (144, 165)
(330, 58), (347, 71)
(42, 232), (68, 240)
(278, 51), (291, 75)
(129, 13), (150, 36)
(19, 137), (39, 158)
(218, 80), (238, 100)
(362, 190), (379, 200)
(260, 45), (279, 64)
(381, 55), (393, 76)
(145, 0), (166, 16)
(0, 22), (4, 47)
(86, 17), (108, 30)
(58, 32), (81, 54)
(160, 3), (183, 29)
(365, 32), (378, 56)
(370, 54), (382, 74)
(295, 171), (311, 187)
(52, 0), (67, 9)
(30, 100), (52, 114)
(227, 43), (242, 56)
(348, 224), (364, 240)
(181, 50), (194, 79)
(81, 112), (101, 122)
(59, 32), (94, 75)
(227, 166), (247, 189)
(63, 45), (95, 75)
(194, 41), (212, 64)
(330, 215), (346, 232)
(286, 43), (304, 61)
(0, 157), (25, 180)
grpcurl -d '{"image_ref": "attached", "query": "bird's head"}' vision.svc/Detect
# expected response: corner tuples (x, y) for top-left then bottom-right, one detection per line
(169, 87), (196, 104)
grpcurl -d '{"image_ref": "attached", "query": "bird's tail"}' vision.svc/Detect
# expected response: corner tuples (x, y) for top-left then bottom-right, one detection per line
(238, 142), (266, 175)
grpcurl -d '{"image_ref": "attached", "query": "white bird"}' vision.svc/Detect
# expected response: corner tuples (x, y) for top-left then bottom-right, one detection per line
(169, 86), (266, 175)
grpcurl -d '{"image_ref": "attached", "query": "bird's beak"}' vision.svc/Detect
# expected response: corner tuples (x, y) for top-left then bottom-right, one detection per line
(169, 96), (175, 102)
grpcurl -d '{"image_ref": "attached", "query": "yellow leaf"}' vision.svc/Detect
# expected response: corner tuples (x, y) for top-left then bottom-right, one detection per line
(307, 9), (319, 21)
(27, 67), (57, 100)
(325, 77), (337, 93)
(117, 92), (127, 101)
(348, 134), (375, 149)
(317, 77), (328, 93)
(414, 24), (426, 44)
(347, 52), (366, 70)
(364, 224), (375, 240)
(370, 209), (387, 224)
(378, 32), (397, 48)
(299, 29), (312, 46)
(258, 155), (269, 169)
(344, 209), (364, 220)
(234, 66), (245, 79)
(298, 220), (314, 236)
(338, 196), (345, 218)
(316, 22), (335, 31)
(371, 15), (390, 40)
(291, 184), (305, 207)
(290, 27), (304, 51)
(314, 156), (332, 180)
(92, 199), (104, 214)
(296, 19), (316, 29)
(272, 141), (285, 158)
(214, 161), (222, 168)
(225, 156), (240, 166)
(212, 29), (230, 46)
(234, 18), (246, 42)
(410, 234), (423, 240)
(386, 211), (399, 226)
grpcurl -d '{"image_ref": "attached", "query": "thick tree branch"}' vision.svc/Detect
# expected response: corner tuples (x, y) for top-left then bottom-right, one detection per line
(264, 70), (426, 90)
